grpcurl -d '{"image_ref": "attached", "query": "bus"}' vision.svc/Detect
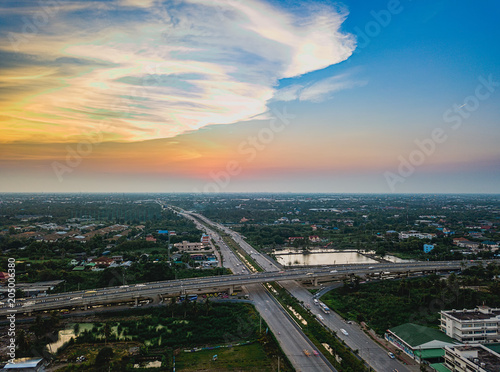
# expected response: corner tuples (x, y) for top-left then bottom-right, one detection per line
(187, 295), (198, 301)
(319, 302), (330, 314)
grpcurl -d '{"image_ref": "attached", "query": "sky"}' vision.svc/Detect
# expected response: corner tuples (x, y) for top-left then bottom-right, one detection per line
(0, 0), (499, 194)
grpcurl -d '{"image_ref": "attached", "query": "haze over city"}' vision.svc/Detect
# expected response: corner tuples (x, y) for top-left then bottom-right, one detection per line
(1, 0), (499, 193)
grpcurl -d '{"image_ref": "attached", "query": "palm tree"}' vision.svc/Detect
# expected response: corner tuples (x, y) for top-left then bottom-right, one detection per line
(73, 323), (80, 336)
(204, 298), (211, 316)
(103, 323), (111, 345)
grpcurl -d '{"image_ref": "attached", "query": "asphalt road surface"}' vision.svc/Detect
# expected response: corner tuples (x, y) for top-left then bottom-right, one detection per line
(282, 280), (414, 372)
(188, 210), (416, 372)
(183, 211), (337, 372)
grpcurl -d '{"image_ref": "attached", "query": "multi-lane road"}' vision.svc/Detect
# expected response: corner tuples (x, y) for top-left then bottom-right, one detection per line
(7, 207), (496, 371)
(185, 210), (483, 372)
(283, 280), (413, 372)
(183, 208), (338, 371)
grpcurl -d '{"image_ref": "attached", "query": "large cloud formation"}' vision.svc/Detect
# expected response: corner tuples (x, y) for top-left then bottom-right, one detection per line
(0, 0), (355, 143)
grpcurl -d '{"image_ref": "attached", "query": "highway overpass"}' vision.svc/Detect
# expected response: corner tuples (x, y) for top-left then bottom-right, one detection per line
(2, 260), (491, 316)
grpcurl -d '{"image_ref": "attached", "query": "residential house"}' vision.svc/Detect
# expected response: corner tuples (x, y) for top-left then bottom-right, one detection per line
(0, 272), (10, 283)
(308, 235), (321, 243)
(90, 256), (114, 267)
(423, 244), (435, 253)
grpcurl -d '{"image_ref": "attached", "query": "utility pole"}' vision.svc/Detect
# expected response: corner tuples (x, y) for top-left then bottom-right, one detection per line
(259, 315), (262, 334)
(278, 356), (280, 372)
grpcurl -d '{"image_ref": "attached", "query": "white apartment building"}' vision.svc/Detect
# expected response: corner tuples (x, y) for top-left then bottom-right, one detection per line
(440, 306), (500, 344)
(398, 230), (436, 240)
(444, 344), (500, 372)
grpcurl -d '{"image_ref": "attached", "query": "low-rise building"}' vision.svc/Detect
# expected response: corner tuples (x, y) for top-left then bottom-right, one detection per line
(441, 306), (500, 344)
(2, 357), (45, 371)
(443, 344), (500, 372)
(145, 235), (156, 242)
(385, 323), (458, 363)
(424, 244), (435, 253)
(201, 234), (210, 247)
(111, 255), (123, 263)
(399, 231), (436, 240)
(309, 235), (321, 243)
(90, 256), (113, 267)
(174, 240), (209, 253)
(0, 272), (11, 283)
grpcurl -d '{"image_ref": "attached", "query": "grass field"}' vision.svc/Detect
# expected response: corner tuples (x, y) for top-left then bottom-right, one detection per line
(175, 343), (275, 372)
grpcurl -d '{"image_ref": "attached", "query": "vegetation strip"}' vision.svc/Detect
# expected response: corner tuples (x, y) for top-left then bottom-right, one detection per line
(269, 282), (368, 372)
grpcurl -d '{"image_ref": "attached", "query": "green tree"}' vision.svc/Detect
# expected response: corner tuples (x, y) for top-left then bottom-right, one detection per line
(103, 323), (111, 345)
(95, 346), (113, 367)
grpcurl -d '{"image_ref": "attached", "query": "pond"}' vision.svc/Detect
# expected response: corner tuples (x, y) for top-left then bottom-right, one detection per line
(274, 249), (379, 266)
(273, 249), (413, 266)
(133, 361), (162, 368)
(47, 328), (76, 353)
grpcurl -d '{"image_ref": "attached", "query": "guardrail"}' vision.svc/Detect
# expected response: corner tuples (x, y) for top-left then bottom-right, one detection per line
(2, 260), (495, 315)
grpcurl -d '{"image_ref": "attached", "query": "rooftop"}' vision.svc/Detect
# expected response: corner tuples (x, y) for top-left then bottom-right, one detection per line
(388, 323), (457, 348)
(3, 358), (43, 369)
(451, 344), (500, 372)
(442, 306), (500, 320)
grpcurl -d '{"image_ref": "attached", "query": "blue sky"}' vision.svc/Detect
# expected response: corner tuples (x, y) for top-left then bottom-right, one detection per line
(0, 0), (499, 193)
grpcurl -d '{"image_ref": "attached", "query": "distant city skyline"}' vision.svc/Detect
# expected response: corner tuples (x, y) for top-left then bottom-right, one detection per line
(1, 0), (499, 193)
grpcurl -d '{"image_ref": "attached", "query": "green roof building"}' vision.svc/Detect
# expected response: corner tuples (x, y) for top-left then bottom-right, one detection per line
(385, 323), (459, 363)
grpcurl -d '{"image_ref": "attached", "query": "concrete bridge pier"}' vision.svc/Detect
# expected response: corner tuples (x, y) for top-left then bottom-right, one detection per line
(228, 285), (234, 295)
(313, 278), (318, 286)
(134, 297), (139, 306)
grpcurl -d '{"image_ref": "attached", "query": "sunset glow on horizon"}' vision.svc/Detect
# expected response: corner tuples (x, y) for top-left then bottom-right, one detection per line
(1, 0), (499, 193)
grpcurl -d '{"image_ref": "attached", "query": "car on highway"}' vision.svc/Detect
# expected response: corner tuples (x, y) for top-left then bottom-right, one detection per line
(135, 284), (146, 287)
(119, 285), (129, 288)
(313, 350), (319, 356)
(388, 352), (395, 359)
(340, 329), (348, 336)
(303, 349), (310, 356)
(70, 297), (82, 301)
(330, 270), (338, 273)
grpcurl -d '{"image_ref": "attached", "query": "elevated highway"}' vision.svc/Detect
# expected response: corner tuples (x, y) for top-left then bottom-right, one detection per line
(3, 260), (489, 316)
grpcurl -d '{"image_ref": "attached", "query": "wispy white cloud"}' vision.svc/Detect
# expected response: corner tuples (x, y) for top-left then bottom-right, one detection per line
(299, 74), (367, 102)
(273, 73), (366, 103)
(0, 0), (356, 142)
